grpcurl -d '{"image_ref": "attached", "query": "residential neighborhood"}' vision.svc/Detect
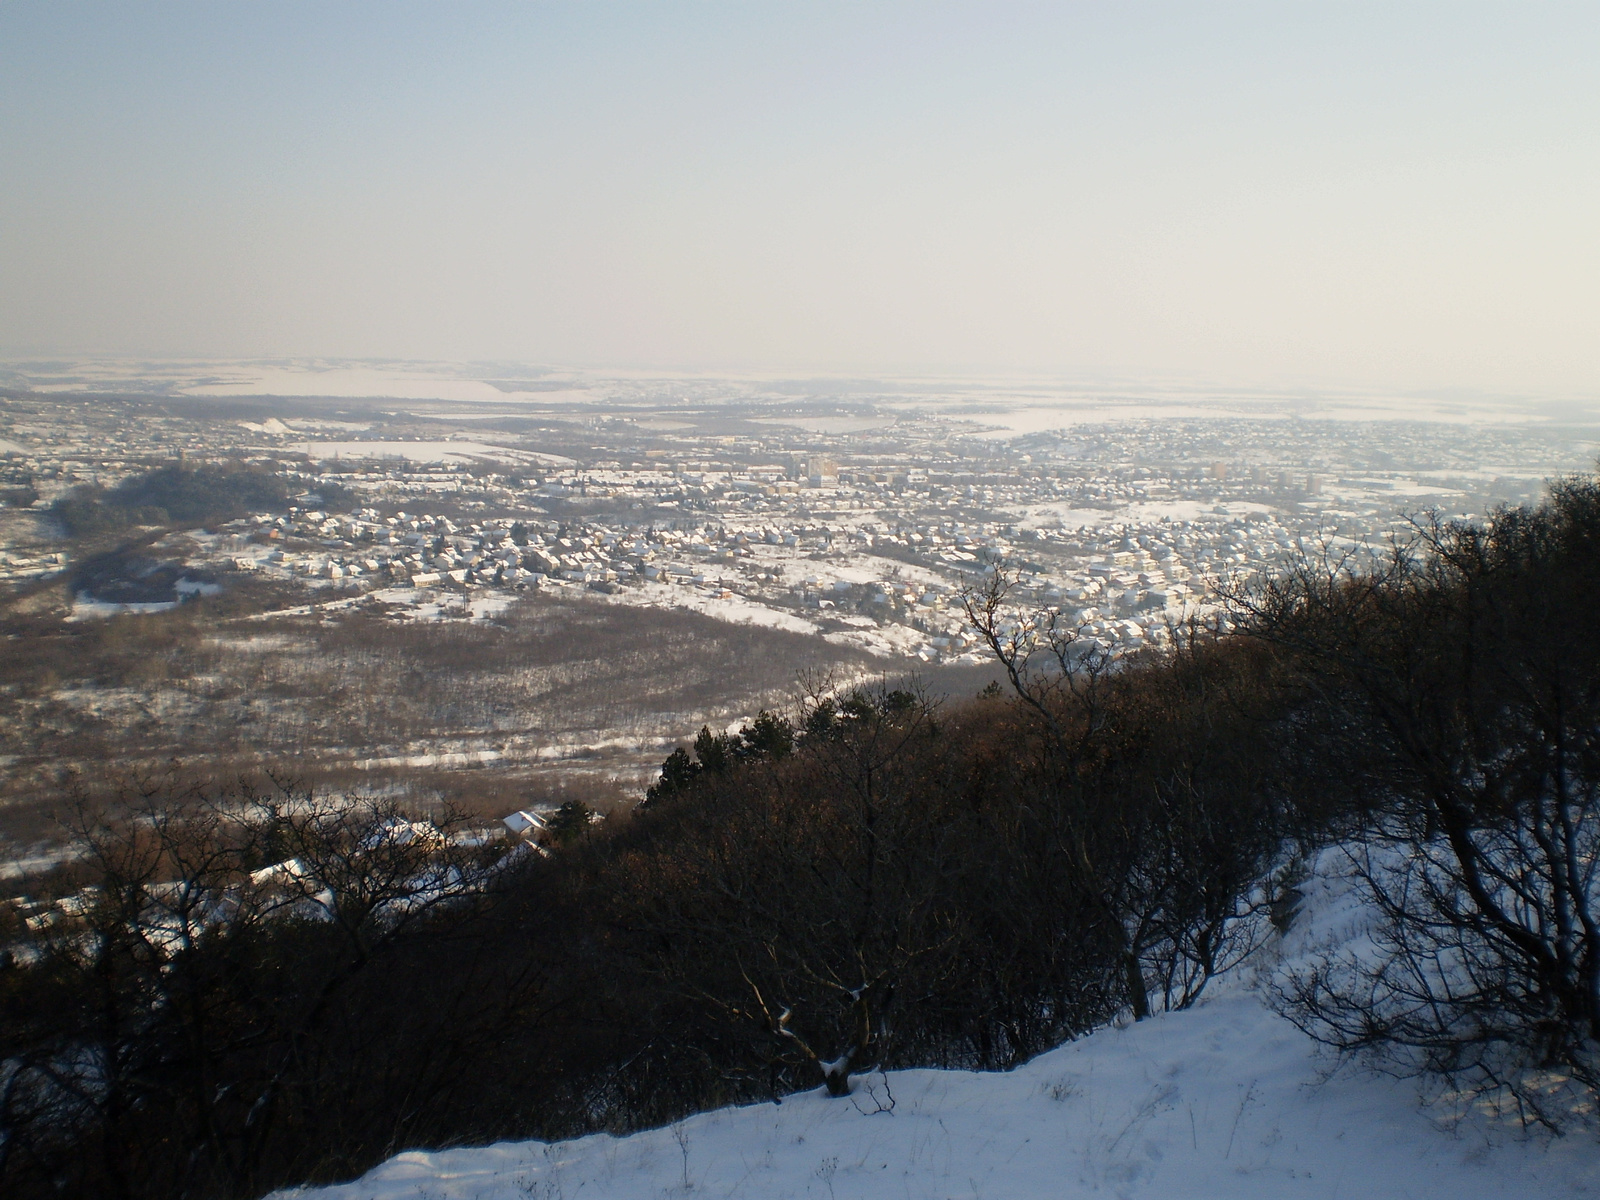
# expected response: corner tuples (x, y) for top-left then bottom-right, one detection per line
(1, 381), (1587, 662)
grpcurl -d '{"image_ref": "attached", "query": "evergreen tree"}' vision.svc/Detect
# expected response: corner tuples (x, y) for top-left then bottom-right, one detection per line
(546, 800), (593, 845)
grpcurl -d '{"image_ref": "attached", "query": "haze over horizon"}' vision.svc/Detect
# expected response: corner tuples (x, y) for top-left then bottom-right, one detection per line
(3, 3), (1597, 397)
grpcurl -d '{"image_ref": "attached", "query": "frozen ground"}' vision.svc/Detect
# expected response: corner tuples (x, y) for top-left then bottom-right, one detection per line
(292, 440), (574, 467)
(67, 593), (179, 620)
(599, 581), (823, 636)
(277, 850), (1600, 1200)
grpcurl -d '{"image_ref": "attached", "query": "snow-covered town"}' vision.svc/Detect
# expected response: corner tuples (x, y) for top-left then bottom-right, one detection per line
(1, 377), (1587, 664)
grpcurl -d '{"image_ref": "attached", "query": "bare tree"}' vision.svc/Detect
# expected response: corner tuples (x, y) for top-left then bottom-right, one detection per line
(963, 566), (1284, 1022)
(960, 565), (1113, 745)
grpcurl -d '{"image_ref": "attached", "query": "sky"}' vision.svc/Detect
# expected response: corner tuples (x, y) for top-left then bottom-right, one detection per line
(2, 2), (1597, 394)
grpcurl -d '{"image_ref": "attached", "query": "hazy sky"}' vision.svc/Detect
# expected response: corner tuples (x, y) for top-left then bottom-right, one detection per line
(2, 3), (1597, 392)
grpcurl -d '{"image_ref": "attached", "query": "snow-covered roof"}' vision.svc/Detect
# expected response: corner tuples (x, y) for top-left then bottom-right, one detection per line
(502, 810), (548, 835)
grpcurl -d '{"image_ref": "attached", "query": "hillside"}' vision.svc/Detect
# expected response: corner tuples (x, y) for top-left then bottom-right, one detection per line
(281, 850), (1598, 1199)
(7, 481), (1598, 1200)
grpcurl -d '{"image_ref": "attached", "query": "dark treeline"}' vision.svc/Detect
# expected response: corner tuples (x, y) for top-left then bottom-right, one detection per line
(4, 477), (1599, 1197)
(51, 462), (354, 539)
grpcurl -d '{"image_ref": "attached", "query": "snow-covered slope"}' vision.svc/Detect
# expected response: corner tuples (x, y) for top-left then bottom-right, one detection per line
(280, 853), (1600, 1199)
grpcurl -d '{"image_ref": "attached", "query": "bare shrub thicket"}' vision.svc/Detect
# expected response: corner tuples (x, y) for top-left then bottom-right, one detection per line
(1227, 476), (1600, 1129)
(568, 627), (1301, 1120)
(962, 570), (1291, 1022)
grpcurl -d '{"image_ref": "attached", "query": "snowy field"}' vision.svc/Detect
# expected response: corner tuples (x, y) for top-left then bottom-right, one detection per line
(12, 358), (1590, 428)
(278, 851), (1600, 1200)
(293, 441), (575, 467)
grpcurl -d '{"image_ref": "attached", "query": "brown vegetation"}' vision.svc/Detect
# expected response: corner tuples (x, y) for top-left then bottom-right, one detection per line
(0, 592), (871, 850)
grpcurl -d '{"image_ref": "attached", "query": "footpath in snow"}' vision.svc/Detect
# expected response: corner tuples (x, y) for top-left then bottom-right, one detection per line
(281, 853), (1600, 1199)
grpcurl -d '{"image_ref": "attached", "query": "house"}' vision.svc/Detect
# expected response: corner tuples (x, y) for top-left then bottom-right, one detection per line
(250, 858), (311, 887)
(502, 809), (549, 838)
(357, 817), (441, 851)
